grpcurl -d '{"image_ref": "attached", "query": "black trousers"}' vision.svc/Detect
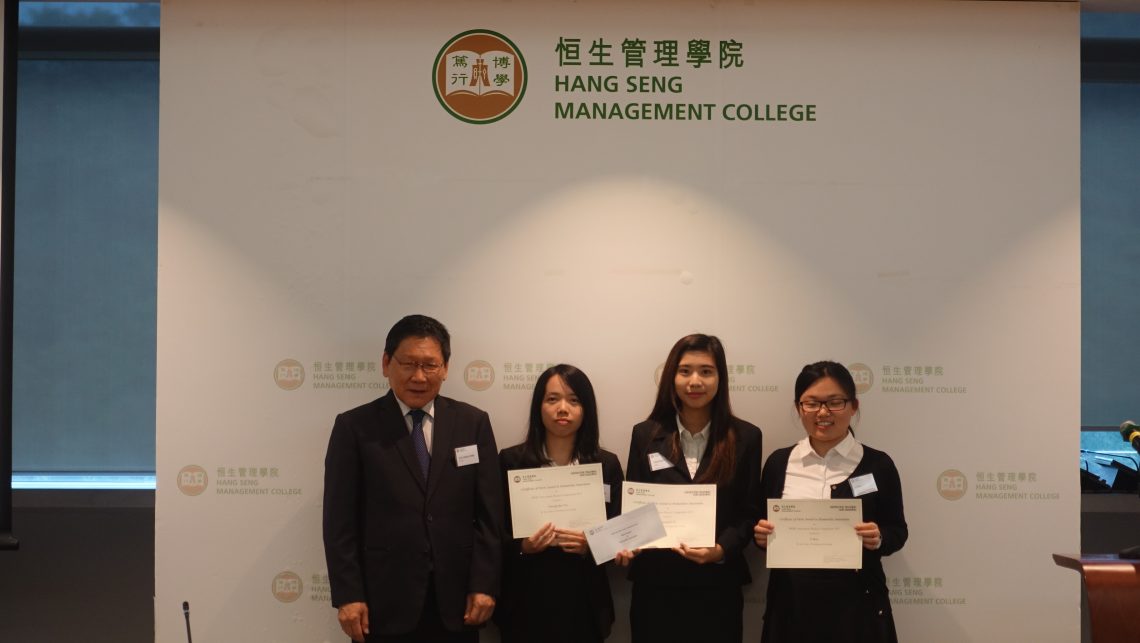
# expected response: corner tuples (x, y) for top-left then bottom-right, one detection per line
(371, 576), (478, 643)
(630, 582), (743, 643)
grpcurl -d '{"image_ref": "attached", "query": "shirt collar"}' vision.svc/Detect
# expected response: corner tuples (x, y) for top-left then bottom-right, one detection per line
(541, 444), (579, 466)
(675, 415), (710, 444)
(792, 430), (860, 462)
(396, 396), (436, 420)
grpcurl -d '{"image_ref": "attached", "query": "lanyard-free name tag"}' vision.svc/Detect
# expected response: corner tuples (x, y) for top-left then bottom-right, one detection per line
(454, 444), (480, 467)
(849, 473), (878, 496)
(603, 483), (611, 504)
(648, 452), (673, 472)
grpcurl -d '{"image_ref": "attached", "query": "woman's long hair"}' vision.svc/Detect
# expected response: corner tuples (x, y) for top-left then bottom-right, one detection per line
(648, 334), (737, 485)
(520, 364), (603, 467)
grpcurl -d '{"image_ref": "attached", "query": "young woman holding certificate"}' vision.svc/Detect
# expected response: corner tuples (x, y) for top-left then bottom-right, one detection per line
(495, 364), (624, 643)
(753, 361), (908, 643)
(617, 334), (763, 643)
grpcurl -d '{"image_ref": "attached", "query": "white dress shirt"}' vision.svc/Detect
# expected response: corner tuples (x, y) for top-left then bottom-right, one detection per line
(676, 416), (710, 478)
(396, 397), (436, 453)
(781, 432), (864, 500)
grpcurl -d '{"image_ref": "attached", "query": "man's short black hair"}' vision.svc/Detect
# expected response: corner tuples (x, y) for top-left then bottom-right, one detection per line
(383, 315), (452, 364)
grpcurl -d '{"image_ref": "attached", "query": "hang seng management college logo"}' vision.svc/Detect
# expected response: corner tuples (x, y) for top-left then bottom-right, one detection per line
(433, 29), (527, 124)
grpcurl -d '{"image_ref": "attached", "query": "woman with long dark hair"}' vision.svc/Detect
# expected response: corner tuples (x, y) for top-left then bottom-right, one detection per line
(617, 334), (763, 643)
(495, 364), (623, 643)
(753, 360), (907, 643)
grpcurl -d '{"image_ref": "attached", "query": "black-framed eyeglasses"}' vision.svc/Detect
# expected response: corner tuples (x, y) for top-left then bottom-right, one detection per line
(798, 399), (849, 412)
(393, 357), (443, 375)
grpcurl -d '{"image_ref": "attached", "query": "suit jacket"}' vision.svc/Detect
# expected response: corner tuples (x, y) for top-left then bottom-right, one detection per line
(494, 444), (624, 643)
(624, 418), (763, 588)
(758, 442), (907, 643)
(322, 391), (504, 635)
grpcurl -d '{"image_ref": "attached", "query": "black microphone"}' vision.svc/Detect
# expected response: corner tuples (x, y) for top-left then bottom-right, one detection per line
(1120, 420), (1140, 453)
(183, 601), (193, 643)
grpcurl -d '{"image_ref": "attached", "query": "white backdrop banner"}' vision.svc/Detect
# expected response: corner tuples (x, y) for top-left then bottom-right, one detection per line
(156, 1), (1080, 641)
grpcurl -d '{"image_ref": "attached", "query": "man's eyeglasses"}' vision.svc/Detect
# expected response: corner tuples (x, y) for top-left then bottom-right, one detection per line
(392, 358), (443, 375)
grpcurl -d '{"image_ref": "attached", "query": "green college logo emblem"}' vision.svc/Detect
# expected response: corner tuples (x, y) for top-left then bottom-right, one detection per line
(433, 29), (527, 124)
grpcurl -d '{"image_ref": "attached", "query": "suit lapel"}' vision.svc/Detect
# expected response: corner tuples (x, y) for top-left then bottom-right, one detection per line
(383, 391), (428, 494)
(648, 429), (692, 482)
(425, 396), (451, 500)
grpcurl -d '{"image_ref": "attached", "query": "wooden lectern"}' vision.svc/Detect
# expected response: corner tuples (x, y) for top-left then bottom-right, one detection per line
(1053, 553), (1140, 643)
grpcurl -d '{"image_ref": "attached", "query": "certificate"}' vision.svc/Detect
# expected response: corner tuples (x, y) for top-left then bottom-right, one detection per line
(766, 498), (862, 569)
(508, 463), (608, 538)
(584, 503), (668, 565)
(621, 481), (716, 548)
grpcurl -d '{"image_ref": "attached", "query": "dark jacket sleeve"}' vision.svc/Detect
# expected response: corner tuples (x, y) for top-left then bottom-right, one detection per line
(625, 422), (653, 484)
(468, 410), (504, 597)
(322, 411), (366, 607)
(602, 450), (625, 519)
(868, 450), (907, 558)
(717, 420), (763, 563)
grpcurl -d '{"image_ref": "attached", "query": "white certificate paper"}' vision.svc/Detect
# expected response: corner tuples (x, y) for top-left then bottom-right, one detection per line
(766, 498), (863, 569)
(508, 463), (607, 537)
(584, 503), (668, 564)
(621, 481), (716, 548)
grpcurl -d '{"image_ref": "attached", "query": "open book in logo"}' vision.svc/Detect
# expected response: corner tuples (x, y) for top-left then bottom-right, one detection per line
(434, 30), (527, 124)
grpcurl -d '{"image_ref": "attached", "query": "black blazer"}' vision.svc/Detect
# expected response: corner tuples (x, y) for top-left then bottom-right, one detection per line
(322, 391), (504, 635)
(495, 444), (624, 642)
(759, 442), (908, 643)
(624, 418), (763, 588)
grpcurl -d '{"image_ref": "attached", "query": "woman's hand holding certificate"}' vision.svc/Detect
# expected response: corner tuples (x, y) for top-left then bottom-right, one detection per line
(507, 463), (607, 537)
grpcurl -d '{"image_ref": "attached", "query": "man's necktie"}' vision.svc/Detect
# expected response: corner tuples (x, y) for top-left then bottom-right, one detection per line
(409, 409), (430, 482)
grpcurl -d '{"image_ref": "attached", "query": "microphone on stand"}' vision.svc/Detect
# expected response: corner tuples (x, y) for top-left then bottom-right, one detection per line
(183, 601), (193, 643)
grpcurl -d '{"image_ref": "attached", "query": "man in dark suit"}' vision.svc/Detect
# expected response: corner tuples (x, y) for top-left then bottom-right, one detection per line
(323, 315), (503, 642)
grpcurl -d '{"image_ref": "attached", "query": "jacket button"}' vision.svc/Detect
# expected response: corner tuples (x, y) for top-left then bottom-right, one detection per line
(878, 610), (884, 616)
(426, 514), (433, 522)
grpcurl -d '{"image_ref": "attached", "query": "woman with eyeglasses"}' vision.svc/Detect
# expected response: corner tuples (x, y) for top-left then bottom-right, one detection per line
(616, 334), (763, 643)
(753, 361), (908, 643)
(495, 364), (623, 643)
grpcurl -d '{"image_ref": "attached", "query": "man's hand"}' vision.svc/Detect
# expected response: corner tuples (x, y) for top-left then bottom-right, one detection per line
(337, 602), (369, 642)
(463, 592), (495, 626)
(673, 543), (724, 564)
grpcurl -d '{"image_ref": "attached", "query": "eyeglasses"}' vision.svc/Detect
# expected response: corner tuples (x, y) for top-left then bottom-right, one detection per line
(798, 399), (850, 412)
(392, 357), (443, 375)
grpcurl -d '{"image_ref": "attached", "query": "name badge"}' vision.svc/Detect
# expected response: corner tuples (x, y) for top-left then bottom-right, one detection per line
(648, 452), (673, 472)
(454, 444), (480, 467)
(603, 483), (611, 504)
(849, 473), (878, 496)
